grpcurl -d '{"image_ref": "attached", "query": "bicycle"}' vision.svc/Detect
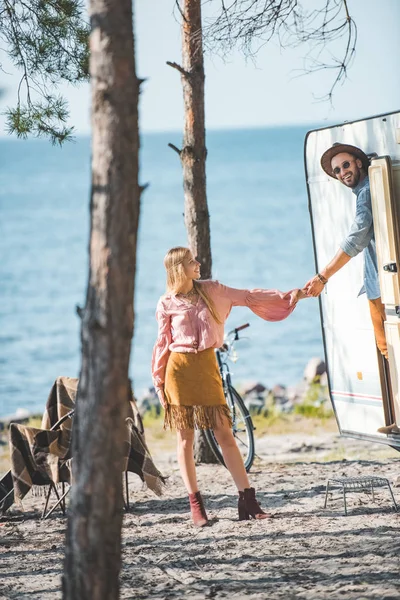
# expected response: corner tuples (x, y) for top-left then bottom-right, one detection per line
(205, 323), (256, 472)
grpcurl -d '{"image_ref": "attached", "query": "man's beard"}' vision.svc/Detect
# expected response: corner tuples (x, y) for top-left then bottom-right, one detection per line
(344, 167), (361, 189)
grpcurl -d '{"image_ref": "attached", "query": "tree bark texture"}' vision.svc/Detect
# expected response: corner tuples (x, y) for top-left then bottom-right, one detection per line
(180, 0), (216, 464)
(63, 0), (140, 598)
(180, 0), (212, 279)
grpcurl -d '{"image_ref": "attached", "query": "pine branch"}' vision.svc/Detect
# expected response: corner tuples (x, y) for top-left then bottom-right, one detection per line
(166, 61), (191, 78)
(0, 0), (89, 143)
(168, 143), (182, 156)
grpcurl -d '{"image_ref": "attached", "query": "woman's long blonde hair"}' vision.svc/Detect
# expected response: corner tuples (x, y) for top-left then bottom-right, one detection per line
(164, 247), (222, 324)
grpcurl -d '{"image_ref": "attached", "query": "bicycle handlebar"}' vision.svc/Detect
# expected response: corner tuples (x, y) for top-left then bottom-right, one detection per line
(218, 323), (251, 353)
(227, 323), (250, 336)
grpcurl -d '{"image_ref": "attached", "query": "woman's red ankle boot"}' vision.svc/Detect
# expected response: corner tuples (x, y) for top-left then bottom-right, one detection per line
(238, 487), (273, 520)
(189, 491), (209, 527)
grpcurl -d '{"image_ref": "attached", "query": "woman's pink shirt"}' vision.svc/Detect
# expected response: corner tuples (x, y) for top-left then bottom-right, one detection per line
(151, 280), (296, 390)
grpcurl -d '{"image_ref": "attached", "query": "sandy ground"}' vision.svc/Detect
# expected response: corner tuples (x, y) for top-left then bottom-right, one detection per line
(1, 431), (400, 600)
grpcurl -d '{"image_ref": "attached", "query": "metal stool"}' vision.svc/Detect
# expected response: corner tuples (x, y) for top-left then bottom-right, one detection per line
(324, 476), (398, 515)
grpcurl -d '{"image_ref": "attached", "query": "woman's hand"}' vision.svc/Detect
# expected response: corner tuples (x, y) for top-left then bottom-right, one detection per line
(288, 288), (308, 307)
(156, 387), (167, 409)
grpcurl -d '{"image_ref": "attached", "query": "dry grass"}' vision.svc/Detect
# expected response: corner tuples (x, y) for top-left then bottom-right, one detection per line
(141, 409), (338, 445)
(251, 412), (337, 437)
(322, 441), (399, 462)
(0, 449), (10, 475)
(142, 411), (176, 454)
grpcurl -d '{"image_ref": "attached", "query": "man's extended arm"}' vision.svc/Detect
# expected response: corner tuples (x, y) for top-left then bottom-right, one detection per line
(305, 249), (351, 297)
(304, 183), (373, 297)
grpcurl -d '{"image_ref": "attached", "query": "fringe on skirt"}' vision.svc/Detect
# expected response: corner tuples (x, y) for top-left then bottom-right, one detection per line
(164, 403), (232, 431)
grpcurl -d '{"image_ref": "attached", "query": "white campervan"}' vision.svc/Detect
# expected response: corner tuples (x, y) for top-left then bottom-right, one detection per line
(305, 110), (400, 449)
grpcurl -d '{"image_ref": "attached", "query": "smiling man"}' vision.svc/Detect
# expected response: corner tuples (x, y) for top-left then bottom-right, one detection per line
(304, 142), (398, 434)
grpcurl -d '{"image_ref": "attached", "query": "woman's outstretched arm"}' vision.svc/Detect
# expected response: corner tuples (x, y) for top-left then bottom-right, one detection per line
(211, 281), (306, 322)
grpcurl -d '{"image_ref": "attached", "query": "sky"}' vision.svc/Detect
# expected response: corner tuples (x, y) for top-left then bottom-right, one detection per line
(0, 0), (399, 135)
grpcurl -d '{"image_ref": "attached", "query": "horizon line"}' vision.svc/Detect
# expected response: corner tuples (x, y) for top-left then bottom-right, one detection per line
(0, 119), (338, 142)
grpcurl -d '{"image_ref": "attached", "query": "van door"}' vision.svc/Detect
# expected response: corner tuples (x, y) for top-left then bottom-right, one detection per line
(305, 110), (400, 449)
(369, 157), (400, 427)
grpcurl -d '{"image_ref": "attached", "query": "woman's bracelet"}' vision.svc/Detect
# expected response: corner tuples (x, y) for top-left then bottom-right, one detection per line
(317, 273), (328, 285)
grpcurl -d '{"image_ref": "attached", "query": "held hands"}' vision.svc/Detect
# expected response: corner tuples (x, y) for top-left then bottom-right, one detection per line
(304, 275), (326, 298)
(288, 288), (309, 307)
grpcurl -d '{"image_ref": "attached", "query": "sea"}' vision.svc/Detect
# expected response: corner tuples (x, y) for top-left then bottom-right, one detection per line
(0, 125), (324, 417)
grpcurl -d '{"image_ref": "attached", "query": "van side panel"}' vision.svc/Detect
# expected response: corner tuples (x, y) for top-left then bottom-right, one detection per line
(305, 112), (400, 445)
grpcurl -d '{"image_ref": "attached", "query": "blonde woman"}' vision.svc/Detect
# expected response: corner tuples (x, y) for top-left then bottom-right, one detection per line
(152, 247), (306, 526)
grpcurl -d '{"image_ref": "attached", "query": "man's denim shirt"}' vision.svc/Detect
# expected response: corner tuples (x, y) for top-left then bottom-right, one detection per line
(339, 176), (381, 300)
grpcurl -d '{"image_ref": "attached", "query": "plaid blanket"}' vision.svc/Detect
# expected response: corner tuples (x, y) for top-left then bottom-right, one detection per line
(9, 376), (165, 503)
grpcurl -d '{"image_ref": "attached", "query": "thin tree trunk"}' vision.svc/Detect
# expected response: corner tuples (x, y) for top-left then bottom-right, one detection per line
(171, 0), (216, 463)
(180, 0), (211, 279)
(63, 0), (140, 597)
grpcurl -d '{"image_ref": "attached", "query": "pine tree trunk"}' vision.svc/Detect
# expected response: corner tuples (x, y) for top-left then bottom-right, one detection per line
(180, 0), (217, 464)
(181, 0), (211, 277)
(63, 1), (140, 598)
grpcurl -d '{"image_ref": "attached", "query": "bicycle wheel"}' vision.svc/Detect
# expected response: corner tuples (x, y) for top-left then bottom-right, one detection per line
(205, 385), (255, 472)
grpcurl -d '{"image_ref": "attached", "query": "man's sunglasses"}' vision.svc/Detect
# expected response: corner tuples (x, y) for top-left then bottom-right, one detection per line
(332, 160), (352, 175)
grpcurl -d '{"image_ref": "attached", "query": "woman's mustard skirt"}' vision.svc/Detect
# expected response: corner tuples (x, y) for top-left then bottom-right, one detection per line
(164, 348), (232, 431)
